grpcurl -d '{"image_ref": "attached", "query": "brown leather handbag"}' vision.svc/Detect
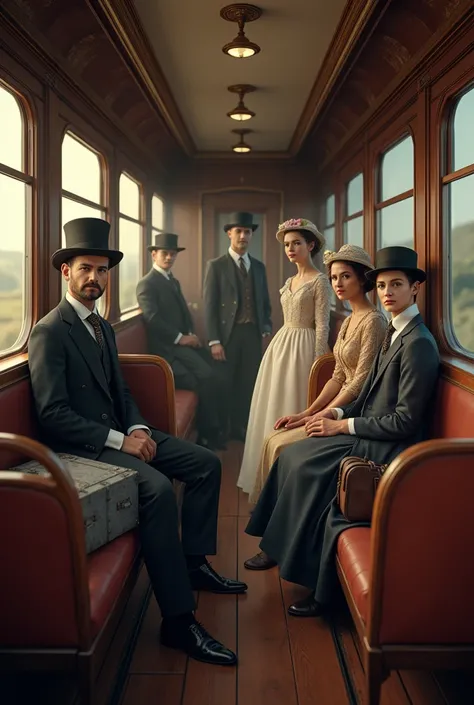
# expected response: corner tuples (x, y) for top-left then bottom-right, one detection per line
(337, 456), (388, 522)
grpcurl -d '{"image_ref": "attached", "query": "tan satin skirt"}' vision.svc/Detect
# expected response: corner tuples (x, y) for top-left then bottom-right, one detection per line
(249, 425), (307, 504)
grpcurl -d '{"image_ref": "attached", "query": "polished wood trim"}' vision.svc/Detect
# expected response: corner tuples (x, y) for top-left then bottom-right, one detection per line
(0, 162), (33, 184)
(367, 437), (474, 647)
(441, 163), (474, 184)
(374, 189), (413, 210)
(86, 0), (195, 156)
(0, 357), (29, 384)
(118, 353), (177, 436)
(307, 353), (336, 407)
(194, 151), (294, 161)
(0, 432), (92, 648)
(289, 0), (389, 156)
(343, 210), (363, 223)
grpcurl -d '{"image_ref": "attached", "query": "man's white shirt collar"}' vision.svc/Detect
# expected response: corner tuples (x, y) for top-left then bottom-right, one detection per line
(391, 302), (419, 334)
(228, 247), (250, 268)
(66, 291), (98, 320)
(153, 263), (171, 280)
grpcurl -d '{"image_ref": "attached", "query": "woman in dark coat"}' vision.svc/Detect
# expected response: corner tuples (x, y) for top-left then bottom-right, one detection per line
(244, 247), (440, 616)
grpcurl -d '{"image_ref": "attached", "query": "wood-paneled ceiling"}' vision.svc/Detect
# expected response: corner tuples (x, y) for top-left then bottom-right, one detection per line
(131, 0), (348, 153)
(1, 0), (472, 167)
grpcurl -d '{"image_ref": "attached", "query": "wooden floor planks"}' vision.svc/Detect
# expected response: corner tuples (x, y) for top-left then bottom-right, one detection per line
(120, 440), (351, 705)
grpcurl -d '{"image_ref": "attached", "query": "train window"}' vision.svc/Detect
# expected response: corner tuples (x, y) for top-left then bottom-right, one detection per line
(119, 172), (143, 314)
(376, 135), (414, 249)
(61, 133), (106, 310)
(151, 194), (164, 237)
(323, 193), (335, 251)
(343, 172), (364, 247)
(0, 84), (31, 356)
(444, 85), (474, 354)
(452, 88), (474, 172)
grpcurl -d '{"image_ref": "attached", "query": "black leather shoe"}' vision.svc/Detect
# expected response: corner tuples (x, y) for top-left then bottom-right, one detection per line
(288, 593), (323, 617)
(189, 562), (248, 594)
(161, 619), (237, 665)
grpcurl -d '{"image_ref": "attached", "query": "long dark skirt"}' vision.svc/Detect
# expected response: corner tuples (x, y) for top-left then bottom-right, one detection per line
(245, 434), (368, 604)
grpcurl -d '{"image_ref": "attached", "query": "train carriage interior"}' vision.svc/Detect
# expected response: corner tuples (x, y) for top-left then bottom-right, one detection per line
(1, 0), (474, 704)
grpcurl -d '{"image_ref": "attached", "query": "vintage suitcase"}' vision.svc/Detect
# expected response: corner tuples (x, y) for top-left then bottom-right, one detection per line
(12, 454), (139, 554)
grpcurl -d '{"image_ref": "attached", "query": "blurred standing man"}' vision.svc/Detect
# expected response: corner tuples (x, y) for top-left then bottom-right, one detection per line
(203, 212), (272, 442)
(137, 232), (226, 450)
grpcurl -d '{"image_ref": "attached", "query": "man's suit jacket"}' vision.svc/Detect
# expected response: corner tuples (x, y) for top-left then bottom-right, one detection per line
(28, 298), (166, 459)
(341, 313), (440, 463)
(137, 268), (194, 359)
(203, 253), (272, 346)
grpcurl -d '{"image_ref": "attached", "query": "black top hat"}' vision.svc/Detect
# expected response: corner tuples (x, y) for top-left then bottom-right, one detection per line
(366, 246), (426, 283)
(223, 212), (258, 232)
(147, 232), (185, 252)
(51, 218), (123, 271)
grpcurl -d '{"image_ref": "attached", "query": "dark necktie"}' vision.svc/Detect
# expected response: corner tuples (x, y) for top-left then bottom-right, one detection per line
(239, 257), (247, 277)
(380, 322), (395, 356)
(168, 272), (179, 290)
(87, 313), (104, 349)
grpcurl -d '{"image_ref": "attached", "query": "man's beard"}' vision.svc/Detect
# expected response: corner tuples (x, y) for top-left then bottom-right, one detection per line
(71, 280), (104, 301)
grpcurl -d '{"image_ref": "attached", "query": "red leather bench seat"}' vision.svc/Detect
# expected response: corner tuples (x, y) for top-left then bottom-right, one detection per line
(336, 376), (474, 626)
(116, 315), (197, 440)
(337, 528), (371, 624)
(88, 531), (140, 639)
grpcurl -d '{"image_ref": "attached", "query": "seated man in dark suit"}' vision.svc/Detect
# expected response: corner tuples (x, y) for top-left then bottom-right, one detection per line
(137, 232), (227, 450)
(28, 218), (247, 666)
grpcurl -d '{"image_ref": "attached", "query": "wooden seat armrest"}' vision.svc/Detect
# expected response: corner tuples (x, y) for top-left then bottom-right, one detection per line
(0, 432), (91, 648)
(307, 353), (336, 407)
(119, 354), (177, 436)
(367, 438), (474, 647)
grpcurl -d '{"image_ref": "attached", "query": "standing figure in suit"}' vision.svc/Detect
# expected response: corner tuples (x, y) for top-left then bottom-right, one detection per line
(28, 218), (247, 666)
(203, 212), (272, 441)
(244, 247), (439, 617)
(137, 232), (226, 450)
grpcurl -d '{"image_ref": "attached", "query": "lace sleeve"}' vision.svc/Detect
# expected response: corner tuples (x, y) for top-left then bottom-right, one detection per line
(313, 274), (331, 358)
(344, 313), (387, 397)
(331, 318), (349, 385)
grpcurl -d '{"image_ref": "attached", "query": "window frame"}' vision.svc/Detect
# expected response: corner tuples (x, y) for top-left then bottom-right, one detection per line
(0, 80), (34, 360)
(60, 129), (108, 314)
(118, 170), (145, 317)
(343, 171), (364, 247)
(441, 82), (474, 359)
(375, 132), (415, 249)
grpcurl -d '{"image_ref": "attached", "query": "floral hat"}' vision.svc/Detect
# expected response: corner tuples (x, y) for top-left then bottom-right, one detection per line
(276, 218), (324, 249)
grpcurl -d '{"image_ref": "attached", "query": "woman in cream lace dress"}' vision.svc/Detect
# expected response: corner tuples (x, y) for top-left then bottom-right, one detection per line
(247, 245), (386, 510)
(237, 218), (331, 496)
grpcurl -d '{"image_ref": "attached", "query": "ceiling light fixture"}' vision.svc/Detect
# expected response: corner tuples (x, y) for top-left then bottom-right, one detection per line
(232, 129), (252, 153)
(227, 84), (256, 121)
(220, 4), (262, 59)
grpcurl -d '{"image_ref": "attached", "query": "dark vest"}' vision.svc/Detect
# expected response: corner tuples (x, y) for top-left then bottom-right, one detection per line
(235, 263), (257, 325)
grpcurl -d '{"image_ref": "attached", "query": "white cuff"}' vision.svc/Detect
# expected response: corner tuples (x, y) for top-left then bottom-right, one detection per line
(127, 425), (151, 436)
(174, 333), (183, 344)
(209, 340), (220, 346)
(333, 408), (344, 420)
(348, 418), (356, 435)
(105, 429), (125, 450)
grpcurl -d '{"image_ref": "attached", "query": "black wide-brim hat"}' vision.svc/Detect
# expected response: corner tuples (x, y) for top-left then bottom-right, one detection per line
(147, 232), (185, 252)
(224, 211), (258, 232)
(52, 218), (123, 271)
(366, 246), (426, 283)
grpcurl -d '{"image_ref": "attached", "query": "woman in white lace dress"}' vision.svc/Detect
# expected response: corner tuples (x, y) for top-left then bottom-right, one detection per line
(237, 218), (331, 496)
